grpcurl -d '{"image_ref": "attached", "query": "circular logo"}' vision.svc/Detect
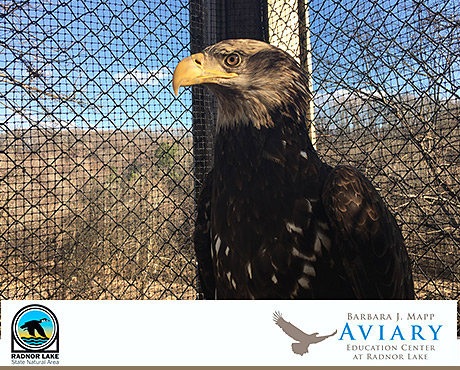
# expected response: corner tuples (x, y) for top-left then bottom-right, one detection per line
(12, 305), (58, 351)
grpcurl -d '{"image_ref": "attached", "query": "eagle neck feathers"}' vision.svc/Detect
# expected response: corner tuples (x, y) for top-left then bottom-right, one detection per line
(212, 57), (311, 132)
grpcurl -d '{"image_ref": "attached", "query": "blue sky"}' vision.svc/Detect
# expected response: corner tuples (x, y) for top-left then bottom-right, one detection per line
(1, 0), (192, 132)
(309, 0), (459, 100)
(1, 0), (458, 132)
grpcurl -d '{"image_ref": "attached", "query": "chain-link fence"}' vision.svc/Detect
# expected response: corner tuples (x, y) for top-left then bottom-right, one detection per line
(0, 0), (196, 300)
(306, 0), (460, 305)
(1, 0), (459, 324)
(270, 0), (460, 330)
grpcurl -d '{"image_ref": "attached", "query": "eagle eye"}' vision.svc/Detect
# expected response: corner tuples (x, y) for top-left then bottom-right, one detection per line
(224, 53), (241, 67)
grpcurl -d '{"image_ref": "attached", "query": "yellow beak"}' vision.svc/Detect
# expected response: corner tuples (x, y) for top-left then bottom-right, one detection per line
(172, 53), (238, 96)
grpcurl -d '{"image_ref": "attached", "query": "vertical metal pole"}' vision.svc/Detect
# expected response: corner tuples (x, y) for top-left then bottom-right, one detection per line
(190, 0), (268, 299)
(298, 0), (316, 148)
(190, 0), (215, 299)
(267, 0), (315, 146)
(223, 0), (268, 41)
(190, 0), (267, 197)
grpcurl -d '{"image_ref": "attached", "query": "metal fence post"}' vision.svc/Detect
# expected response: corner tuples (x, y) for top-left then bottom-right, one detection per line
(189, 0), (268, 298)
(190, 0), (268, 193)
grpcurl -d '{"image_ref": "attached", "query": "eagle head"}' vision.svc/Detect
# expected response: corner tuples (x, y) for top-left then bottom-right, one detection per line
(172, 39), (311, 130)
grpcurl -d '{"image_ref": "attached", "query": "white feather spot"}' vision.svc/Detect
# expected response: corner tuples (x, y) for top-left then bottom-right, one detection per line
(271, 274), (278, 284)
(210, 233), (216, 258)
(317, 230), (331, 251)
(247, 263), (253, 279)
(300, 151), (308, 159)
(215, 237), (222, 254)
(317, 221), (330, 230)
(302, 263), (316, 277)
(298, 276), (311, 289)
(271, 261), (279, 271)
(314, 237), (322, 254)
(292, 247), (316, 262)
(225, 247), (230, 256)
(290, 285), (299, 298)
(226, 271), (232, 282)
(286, 222), (303, 235)
(231, 278), (237, 289)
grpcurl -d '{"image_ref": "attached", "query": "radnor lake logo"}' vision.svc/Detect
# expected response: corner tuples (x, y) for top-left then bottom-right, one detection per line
(11, 304), (59, 365)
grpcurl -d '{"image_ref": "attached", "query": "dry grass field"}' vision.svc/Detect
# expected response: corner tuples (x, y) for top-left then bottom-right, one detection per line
(0, 128), (197, 300)
(0, 121), (459, 331)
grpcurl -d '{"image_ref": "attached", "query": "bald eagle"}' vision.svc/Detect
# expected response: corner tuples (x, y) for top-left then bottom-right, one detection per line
(173, 39), (414, 299)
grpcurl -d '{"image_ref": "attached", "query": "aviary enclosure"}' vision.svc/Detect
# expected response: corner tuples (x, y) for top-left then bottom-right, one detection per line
(0, 0), (459, 331)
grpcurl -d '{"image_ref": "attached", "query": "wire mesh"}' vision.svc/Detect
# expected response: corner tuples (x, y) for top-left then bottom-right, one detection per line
(0, 0), (196, 299)
(0, 0), (458, 332)
(267, 0), (460, 331)
(307, 0), (460, 303)
(271, 0), (459, 330)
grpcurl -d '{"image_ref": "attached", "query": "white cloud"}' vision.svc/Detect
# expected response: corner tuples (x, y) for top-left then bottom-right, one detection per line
(315, 88), (387, 107)
(114, 67), (170, 86)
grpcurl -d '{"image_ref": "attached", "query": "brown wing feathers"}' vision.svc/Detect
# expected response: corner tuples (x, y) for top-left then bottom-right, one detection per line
(322, 166), (414, 299)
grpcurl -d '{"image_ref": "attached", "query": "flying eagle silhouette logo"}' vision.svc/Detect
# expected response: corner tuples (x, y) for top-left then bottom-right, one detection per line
(273, 312), (337, 355)
(20, 318), (50, 338)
